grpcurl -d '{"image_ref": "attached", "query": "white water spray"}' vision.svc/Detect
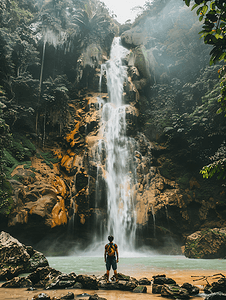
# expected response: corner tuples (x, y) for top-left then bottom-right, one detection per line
(97, 37), (137, 251)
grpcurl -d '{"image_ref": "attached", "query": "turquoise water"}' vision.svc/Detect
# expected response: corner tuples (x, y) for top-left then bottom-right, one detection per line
(47, 255), (226, 276)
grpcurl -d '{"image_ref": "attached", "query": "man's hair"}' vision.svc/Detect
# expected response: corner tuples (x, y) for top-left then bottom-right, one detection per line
(108, 235), (114, 242)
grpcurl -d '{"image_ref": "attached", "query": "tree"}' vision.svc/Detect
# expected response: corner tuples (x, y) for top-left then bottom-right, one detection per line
(183, 0), (226, 180)
(0, 87), (13, 215)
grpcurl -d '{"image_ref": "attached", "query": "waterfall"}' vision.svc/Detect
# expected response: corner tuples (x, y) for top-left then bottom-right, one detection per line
(96, 37), (137, 251)
(151, 204), (156, 238)
(39, 39), (46, 91)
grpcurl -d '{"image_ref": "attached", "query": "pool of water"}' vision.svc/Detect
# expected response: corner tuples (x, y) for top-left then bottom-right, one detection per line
(47, 255), (226, 276)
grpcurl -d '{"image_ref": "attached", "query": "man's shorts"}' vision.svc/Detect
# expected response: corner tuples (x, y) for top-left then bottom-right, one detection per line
(106, 256), (117, 271)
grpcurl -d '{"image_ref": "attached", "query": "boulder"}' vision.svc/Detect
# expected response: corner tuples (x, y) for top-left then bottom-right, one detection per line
(0, 231), (48, 280)
(181, 282), (199, 295)
(116, 273), (131, 281)
(133, 285), (147, 293)
(77, 293), (91, 299)
(205, 292), (226, 300)
(46, 272), (77, 290)
(1, 266), (62, 289)
(73, 282), (83, 289)
(32, 293), (51, 300)
(152, 275), (177, 295)
(61, 292), (75, 299)
(88, 294), (107, 300)
(161, 284), (190, 299)
(27, 266), (62, 288)
(76, 275), (99, 290)
(2, 277), (33, 288)
(184, 228), (226, 259)
(153, 274), (176, 285)
(138, 277), (151, 285)
(152, 283), (163, 294)
(98, 273), (138, 291)
(26, 246), (49, 272)
(210, 277), (226, 293)
(98, 280), (116, 290)
(116, 279), (138, 291)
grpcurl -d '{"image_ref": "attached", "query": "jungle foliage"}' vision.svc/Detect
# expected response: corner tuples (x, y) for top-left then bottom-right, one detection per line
(0, 0), (116, 215)
(0, 87), (13, 214)
(183, 0), (226, 180)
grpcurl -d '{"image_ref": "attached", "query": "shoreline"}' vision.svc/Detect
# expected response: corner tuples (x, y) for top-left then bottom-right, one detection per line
(1, 269), (225, 300)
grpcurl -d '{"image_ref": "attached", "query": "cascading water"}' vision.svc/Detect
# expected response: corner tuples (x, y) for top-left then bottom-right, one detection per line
(96, 37), (138, 251)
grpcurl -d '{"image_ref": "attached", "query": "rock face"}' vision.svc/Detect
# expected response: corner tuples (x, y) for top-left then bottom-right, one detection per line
(184, 228), (226, 259)
(0, 231), (48, 281)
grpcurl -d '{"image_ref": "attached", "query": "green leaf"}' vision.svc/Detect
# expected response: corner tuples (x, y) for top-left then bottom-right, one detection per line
(192, 3), (199, 10)
(184, 0), (191, 6)
(202, 5), (208, 15)
(210, 57), (214, 65)
(216, 107), (223, 114)
(216, 28), (221, 34)
(215, 34), (223, 39)
(210, 2), (216, 10)
(197, 7), (203, 15)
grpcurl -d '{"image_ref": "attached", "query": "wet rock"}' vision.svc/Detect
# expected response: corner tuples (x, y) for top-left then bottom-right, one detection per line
(184, 228), (226, 259)
(205, 292), (226, 300)
(32, 293), (51, 300)
(161, 284), (190, 299)
(73, 282), (83, 289)
(61, 292), (75, 299)
(98, 273), (138, 291)
(77, 293), (92, 298)
(88, 294), (107, 300)
(27, 287), (37, 291)
(76, 275), (99, 290)
(211, 277), (226, 293)
(116, 279), (138, 291)
(138, 277), (151, 285)
(0, 265), (25, 282)
(2, 277), (33, 288)
(116, 273), (131, 281)
(98, 281), (115, 290)
(152, 283), (163, 294)
(27, 266), (62, 288)
(181, 282), (199, 295)
(133, 285), (147, 293)
(204, 284), (213, 294)
(46, 272), (77, 290)
(0, 231), (48, 281)
(27, 248), (49, 272)
(153, 274), (176, 285)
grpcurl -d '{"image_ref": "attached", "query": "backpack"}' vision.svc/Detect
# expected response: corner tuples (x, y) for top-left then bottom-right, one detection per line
(106, 243), (116, 257)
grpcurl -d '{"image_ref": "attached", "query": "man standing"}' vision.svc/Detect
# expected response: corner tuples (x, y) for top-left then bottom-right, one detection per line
(104, 235), (119, 283)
